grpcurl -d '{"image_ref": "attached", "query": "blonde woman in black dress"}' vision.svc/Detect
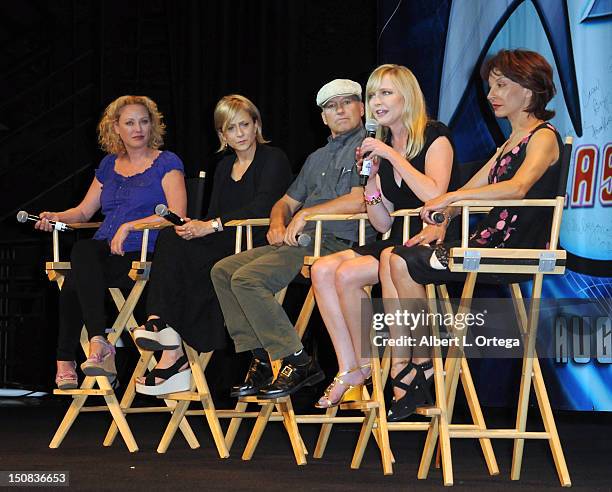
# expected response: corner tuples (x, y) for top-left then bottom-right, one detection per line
(310, 65), (459, 408)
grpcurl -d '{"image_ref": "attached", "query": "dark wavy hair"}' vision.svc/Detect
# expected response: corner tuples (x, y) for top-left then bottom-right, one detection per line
(480, 49), (556, 120)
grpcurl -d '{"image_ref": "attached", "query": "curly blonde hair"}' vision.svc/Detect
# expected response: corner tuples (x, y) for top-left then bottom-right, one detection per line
(97, 95), (165, 154)
(365, 64), (428, 161)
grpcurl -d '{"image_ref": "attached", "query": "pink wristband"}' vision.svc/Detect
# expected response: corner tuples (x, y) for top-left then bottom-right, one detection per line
(364, 190), (382, 206)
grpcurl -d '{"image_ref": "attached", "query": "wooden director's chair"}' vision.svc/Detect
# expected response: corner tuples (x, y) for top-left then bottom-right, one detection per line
(347, 138), (573, 485)
(343, 206), (498, 476)
(148, 215), (380, 463)
(411, 137), (574, 487)
(48, 172), (207, 452)
(141, 217), (290, 457)
(47, 223), (199, 452)
(141, 218), (274, 456)
(212, 214), (398, 466)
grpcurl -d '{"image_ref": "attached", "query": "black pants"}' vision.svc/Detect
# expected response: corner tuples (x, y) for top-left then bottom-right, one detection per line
(56, 239), (141, 361)
(145, 227), (234, 353)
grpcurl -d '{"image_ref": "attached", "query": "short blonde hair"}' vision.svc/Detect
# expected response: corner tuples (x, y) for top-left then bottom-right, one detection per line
(97, 95), (165, 154)
(214, 94), (269, 152)
(365, 64), (428, 160)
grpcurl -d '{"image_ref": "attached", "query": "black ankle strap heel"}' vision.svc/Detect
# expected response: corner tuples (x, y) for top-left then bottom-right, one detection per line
(387, 360), (434, 422)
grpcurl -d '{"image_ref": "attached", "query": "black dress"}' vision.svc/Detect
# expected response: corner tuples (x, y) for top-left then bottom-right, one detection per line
(353, 121), (459, 259)
(392, 122), (562, 285)
(145, 144), (293, 352)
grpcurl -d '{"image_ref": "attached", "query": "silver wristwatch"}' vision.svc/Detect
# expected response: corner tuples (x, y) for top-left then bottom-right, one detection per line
(211, 218), (220, 232)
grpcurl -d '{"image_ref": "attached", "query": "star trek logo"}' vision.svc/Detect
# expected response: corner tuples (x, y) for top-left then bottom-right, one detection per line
(439, 0), (582, 136)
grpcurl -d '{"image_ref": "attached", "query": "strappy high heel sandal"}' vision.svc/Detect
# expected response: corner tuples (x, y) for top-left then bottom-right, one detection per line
(55, 361), (77, 390)
(135, 355), (191, 396)
(360, 363), (372, 386)
(315, 367), (364, 409)
(387, 360), (434, 422)
(80, 336), (117, 378)
(134, 317), (181, 351)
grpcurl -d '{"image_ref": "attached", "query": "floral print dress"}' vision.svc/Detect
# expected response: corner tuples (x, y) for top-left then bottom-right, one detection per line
(391, 122), (562, 284)
(468, 122), (561, 250)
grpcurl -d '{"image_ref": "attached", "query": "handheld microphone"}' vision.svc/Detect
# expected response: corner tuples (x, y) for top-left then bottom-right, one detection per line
(16, 210), (73, 231)
(297, 233), (311, 247)
(431, 211), (447, 224)
(155, 204), (185, 225)
(359, 119), (379, 186)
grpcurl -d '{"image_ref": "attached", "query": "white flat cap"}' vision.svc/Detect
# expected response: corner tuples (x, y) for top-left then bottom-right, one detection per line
(316, 79), (362, 107)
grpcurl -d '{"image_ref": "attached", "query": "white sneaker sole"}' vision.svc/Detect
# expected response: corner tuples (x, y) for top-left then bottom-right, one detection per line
(134, 327), (181, 351)
(135, 369), (192, 396)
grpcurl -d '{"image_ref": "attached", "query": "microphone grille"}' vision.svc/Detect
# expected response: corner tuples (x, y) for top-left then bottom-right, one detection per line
(365, 119), (379, 133)
(16, 211), (28, 223)
(155, 203), (168, 216)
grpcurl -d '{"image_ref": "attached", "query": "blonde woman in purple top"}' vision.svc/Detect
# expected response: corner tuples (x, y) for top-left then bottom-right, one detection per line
(35, 95), (186, 389)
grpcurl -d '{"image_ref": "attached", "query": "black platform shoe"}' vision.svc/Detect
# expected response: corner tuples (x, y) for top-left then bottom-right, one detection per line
(387, 360), (434, 422)
(230, 357), (274, 398)
(135, 355), (191, 396)
(258, 357), (325, 399)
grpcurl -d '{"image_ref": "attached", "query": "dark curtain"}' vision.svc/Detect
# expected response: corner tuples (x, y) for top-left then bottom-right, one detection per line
(163, 0), (377, 179)
(0, 0), (377, 392)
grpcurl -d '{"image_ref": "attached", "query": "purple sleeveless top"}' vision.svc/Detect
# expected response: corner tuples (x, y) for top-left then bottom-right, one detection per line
(93, 150), (184, 252)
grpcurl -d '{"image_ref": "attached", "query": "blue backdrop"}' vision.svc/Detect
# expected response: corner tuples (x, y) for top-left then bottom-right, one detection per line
(378, 0), (612, 410)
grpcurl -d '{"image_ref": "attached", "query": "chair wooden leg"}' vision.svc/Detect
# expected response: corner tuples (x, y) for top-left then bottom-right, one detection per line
(157, 400), (194, 453)
(459, 356), (499, 476)
(106, 285), (144, 345)
(376, 408), (394, 475)
(156, 355), (201, 452)
(350, 409), (376, 469)
(294, 287), (316, 339)
(50, 329), (94, 449)
(313, 406), (338, 458)
(158, 374), (202, 453)
(370, 343), (394, 474)
(225, 401), (248, 450)
(49, 378), (94, 449)
(532, 356), (571, 486)
(189, 348), (229, 458)
(99, 376), (138, 452)
(103, 348), (153, 446)
(280, 398), (307, 465)
(426, 285), (454, 484)
(242, 403), (274, 460)
(423, 275), (476, 481)
(511, 275), (542, 480)
(510, 283), (570, 486)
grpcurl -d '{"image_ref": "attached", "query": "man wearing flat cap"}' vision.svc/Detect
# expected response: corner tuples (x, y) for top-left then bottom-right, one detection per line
(212, 78), (372, 399)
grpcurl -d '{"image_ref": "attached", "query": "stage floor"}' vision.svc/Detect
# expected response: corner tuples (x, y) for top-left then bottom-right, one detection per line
(0, 396), (609, 491)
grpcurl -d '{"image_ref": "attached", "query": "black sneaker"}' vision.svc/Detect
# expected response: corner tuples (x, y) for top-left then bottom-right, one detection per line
(257, 357), (324, 399)
(230, 357), (274, 398)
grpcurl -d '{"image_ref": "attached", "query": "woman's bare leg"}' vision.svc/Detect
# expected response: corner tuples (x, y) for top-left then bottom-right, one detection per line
(335, 255), (381, 373)
(387, 252), (432, 400)
(311, 250), (362, 374)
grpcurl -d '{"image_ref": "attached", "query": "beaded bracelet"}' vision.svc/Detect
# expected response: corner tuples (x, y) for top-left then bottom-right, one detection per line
(364, 191), (382, 206)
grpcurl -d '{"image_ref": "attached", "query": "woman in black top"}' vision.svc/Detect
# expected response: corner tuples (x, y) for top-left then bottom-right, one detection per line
(134, 95), (292, 395)
(384, 49), (562, 421)
(310, 65), (459, 408)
